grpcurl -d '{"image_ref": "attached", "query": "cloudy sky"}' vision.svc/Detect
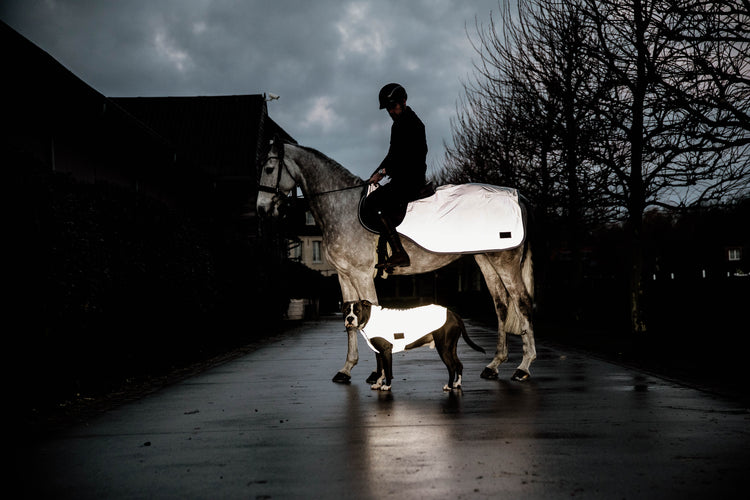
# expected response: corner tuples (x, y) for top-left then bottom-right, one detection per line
(1, 0), (502, 180)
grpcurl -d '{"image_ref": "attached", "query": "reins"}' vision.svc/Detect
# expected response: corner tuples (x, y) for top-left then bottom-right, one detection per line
(308, 183), (367, 197)
(259, 153), (366, 198)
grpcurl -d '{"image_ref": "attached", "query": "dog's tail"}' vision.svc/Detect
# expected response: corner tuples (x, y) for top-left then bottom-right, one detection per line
(455, 314), (486, 354)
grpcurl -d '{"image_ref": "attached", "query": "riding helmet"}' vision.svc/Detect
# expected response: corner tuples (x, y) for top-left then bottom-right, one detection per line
(378, 83), (407, 109)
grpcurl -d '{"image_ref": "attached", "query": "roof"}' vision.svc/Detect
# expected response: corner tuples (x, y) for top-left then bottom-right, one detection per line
(112, 96), (295, 179)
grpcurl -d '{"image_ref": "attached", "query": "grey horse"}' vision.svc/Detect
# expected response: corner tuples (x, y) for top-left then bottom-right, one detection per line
(256, 139), (536, 383)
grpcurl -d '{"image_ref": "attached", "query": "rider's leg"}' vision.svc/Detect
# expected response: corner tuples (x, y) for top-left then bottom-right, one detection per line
(375, 211), (410, 269)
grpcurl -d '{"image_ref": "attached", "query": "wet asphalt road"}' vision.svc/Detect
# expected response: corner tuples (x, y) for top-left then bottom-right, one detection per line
(26, 317), (749, 499)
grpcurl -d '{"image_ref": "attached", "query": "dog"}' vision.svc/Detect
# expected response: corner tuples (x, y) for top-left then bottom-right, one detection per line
(343, 300), (486, 391)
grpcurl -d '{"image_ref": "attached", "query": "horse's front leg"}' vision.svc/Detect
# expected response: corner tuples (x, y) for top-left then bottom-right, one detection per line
(332, 266), (378, 384)
(332, 326), (359, 383)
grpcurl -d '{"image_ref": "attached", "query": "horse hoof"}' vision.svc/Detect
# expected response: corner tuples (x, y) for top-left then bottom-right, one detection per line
(511, 369), (530, 382)
(480, 367), (499, 380)
(365, 371), (380, 384)
(332, 372), (351, 384)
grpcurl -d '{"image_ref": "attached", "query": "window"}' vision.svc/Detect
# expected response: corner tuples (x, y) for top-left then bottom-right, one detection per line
(305, 211), (315, 226)
(312, 241), (322, 263)
(728, 248), (742, 262)
(289, 242), (301, 260)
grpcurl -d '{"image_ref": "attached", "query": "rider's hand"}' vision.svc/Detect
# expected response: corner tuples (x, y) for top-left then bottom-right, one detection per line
(369, 170), (385, 184)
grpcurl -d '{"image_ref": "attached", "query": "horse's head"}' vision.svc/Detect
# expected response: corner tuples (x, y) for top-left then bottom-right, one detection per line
(257, 138), (297, 217)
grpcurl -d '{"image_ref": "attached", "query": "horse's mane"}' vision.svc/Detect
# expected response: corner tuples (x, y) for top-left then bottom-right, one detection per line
(293, 144), (364, 183)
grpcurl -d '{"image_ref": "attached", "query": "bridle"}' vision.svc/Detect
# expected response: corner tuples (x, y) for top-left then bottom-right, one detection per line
(258, 145), (366, 199)
(258, 152), (293, 197)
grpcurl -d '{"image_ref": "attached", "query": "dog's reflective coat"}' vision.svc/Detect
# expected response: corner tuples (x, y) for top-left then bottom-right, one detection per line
(343, 300), (485, 391)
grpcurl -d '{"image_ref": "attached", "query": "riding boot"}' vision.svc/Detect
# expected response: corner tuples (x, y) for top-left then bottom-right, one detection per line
(376, 234), (389, 268)
(375, 213), (410, 269)
(375, 234), (388, 278)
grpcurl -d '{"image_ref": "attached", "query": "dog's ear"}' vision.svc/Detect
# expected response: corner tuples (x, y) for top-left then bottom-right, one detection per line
(359, 300), (372, 326)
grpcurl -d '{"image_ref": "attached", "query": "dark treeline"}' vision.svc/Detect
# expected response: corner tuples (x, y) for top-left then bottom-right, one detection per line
(438, 0), (750, 334)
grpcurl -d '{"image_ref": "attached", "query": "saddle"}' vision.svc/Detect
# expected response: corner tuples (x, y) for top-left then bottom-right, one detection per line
(359, 182), (435, 275)
(358, 182), (435, 234)
(360, 183), (525, 261)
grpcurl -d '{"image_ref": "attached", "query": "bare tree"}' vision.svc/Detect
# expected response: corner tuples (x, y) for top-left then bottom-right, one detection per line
(652, 0), (750, 205)
(582, 0), (750, 333)
(443, 0), (750, 334)
(440, 0), (612, 315)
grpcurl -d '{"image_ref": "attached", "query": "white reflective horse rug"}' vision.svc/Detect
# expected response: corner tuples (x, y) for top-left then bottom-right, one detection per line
(396, 183), (525, 253)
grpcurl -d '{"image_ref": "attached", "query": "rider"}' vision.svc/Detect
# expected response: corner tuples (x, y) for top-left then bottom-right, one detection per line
(367, 83), (428, 270)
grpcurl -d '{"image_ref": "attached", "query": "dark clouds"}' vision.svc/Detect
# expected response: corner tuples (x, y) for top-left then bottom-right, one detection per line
(1, 0), (500, 179)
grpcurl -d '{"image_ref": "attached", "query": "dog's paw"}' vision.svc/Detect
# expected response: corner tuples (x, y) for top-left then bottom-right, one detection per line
(370, 383), (381, 390)
(379, 385), (391, 391)
(443, 384), (453, 391)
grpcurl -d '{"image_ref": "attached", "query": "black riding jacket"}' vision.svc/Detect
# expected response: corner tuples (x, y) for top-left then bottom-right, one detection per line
(378, 106), (427, 191)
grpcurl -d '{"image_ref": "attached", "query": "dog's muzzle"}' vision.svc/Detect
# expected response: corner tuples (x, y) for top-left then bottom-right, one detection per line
(345, 314), (357, 329)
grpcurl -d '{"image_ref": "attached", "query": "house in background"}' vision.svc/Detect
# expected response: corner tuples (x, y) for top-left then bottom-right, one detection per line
(3, 19), (299, 322)
(288, 207), (337, 277)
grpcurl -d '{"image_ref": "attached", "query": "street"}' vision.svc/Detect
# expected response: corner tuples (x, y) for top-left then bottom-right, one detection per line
(25, 317), (750, 499)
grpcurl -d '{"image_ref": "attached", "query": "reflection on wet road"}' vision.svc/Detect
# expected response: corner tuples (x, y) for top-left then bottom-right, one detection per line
(27, 318), (750, 499)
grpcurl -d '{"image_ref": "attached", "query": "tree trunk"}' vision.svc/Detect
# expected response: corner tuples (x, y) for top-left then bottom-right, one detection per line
(627, 214), (647, 334)
(628, 0), (648, 335)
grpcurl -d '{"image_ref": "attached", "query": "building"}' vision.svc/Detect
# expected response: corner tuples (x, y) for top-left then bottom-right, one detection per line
(3, 20), (294, 226)
(4, 20), (298, 327)
(288, 207), (338, 277)
(110, 95), (295, 225)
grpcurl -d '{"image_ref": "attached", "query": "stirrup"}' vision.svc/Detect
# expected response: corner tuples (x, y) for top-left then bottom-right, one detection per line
(379, 252), (410, 269)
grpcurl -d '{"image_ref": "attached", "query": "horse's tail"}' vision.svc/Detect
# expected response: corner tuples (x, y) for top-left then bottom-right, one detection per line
(456, 313), (486, 354)
(522, 239), (534, 301)
(518, 193), (535, 298)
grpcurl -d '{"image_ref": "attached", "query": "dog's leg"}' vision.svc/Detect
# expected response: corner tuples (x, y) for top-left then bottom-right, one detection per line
(367, 354), (383, 385)
(442, 359), (459, 392)
(369, 338), (394, 391)
(381, 347), (393, 391)
(451, 341), (464, 390)
(370, 354), (386, 390)
(433, 330), (455, 391)
(371, 349), (393, 391)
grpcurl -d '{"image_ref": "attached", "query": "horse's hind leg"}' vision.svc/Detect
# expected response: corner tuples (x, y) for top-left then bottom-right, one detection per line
(486, 251), (536, 381)
(515, 326), (537, 381)
(474, 254), (510, 380)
